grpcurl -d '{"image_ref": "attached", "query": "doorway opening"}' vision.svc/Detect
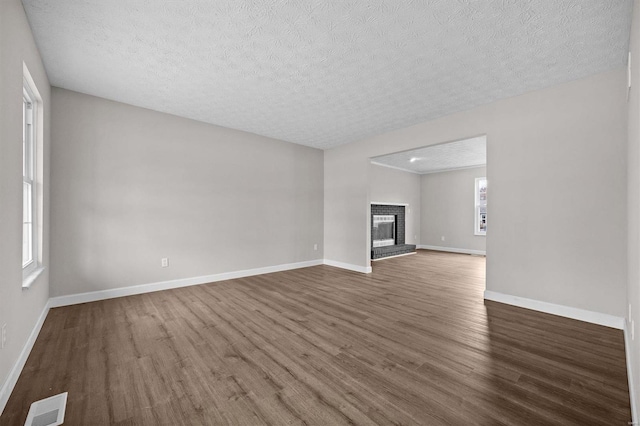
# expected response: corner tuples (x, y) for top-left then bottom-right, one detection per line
(368, 135), (487, 289)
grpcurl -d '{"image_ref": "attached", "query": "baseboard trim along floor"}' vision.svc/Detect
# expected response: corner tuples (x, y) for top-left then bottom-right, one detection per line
(0, 300), (51, 415)
(417, 245), (486, 256)
(483, 290), (625, 330)
(625, 322), (639, 425)
(49, 259), (374, 309)
(323, 259), (372, 274)
(483, 290), (634, 422)
(49, 259), (325, 308)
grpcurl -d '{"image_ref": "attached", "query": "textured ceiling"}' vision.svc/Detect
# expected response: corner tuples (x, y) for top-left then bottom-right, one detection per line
(22, 0), (633, 150)
(371, 136), (486, 174)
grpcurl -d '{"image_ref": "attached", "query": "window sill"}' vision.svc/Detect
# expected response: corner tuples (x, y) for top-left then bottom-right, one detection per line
(22, 266), (45, 289)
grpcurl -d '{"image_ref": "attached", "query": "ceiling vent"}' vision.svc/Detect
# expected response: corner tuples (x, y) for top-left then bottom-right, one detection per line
(24, 392), (67, 426)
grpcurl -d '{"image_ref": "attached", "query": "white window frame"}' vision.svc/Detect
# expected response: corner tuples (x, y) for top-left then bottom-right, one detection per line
(22, 65), (44, 287)
(475, 177), (487, 236)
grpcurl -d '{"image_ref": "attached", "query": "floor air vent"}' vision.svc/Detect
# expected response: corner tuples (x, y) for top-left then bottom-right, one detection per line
(24, 392), (67, 426)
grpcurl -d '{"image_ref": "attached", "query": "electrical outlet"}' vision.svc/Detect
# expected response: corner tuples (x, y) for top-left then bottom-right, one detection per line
(161, 258), (169, 268)
(441, 236), (445, 242)
(313, 244), (318, 251)
(1, 324), (6, 349)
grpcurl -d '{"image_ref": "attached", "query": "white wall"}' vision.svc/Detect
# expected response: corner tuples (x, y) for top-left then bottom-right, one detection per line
(0, 0), (51, 409)
(325, 68), (627, 318)
(627, 0), (640, 419)
(50, 88), (324, 297)
(369, 164), (420, 245)
(420, 167), (486, 253)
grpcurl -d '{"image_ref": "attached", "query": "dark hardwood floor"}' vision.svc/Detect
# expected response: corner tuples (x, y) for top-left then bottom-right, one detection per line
(1, 250), (631, 425)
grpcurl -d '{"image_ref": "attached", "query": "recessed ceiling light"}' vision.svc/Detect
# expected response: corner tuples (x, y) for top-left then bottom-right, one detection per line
(410, 157), (419, 162)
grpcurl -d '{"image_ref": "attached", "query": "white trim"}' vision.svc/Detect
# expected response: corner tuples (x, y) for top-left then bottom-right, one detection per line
(420, 164), (487, 175)
(417, 245), (486, 256)
(370, 161), (421, 175)
(370, 160), (486, 176)
(22, 76), (38, 277)
(49, 260), (323, 308)
(0, 300), (51, 415)
(625, 322), (639, 425)
(22, 266), (45, 290)
(370, 201), (409, 206)
(371, 252), (416, 261)
(323, 259), (372, 274)
(483, 290), (625, 330)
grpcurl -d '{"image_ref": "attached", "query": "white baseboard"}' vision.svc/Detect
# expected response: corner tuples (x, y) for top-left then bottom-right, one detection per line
(323, 259), (372, 274)
(50, 259), (324, 308)
(625, 322), (639, 425)
(417, 245), (486, 256)
(484, 290), (625, 330)
(0, 300), (51, 415)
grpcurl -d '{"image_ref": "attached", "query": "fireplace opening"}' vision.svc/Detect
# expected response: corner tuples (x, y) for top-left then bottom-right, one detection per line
(372, 215), (396, 247)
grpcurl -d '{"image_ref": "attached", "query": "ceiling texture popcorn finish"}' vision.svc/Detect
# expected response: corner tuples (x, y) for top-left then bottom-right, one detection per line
(371, 136), (486, 174)
(22, 0), (633, 149)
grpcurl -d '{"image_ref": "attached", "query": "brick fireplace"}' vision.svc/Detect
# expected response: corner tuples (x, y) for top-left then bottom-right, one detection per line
(371, 204), (416, 260)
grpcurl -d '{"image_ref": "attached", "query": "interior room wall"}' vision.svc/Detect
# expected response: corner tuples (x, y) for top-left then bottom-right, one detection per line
(420, 166), (486, 253)
(324, 143), (370, 269)
(0, 0), (51, 409)
(325, 68), (627, 318)
(627, 0), (640, 419)
(50, 88), (324, 297)
(369, 164), (421, 245)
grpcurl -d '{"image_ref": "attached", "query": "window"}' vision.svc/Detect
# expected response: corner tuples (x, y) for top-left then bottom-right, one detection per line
(23, 84), (37, 273)
(475, 177), (487, 236)
(22, 66), (42, 285)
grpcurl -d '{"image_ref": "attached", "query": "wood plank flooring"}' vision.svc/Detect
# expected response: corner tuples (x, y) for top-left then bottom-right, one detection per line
(1, 250), (631, 425)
